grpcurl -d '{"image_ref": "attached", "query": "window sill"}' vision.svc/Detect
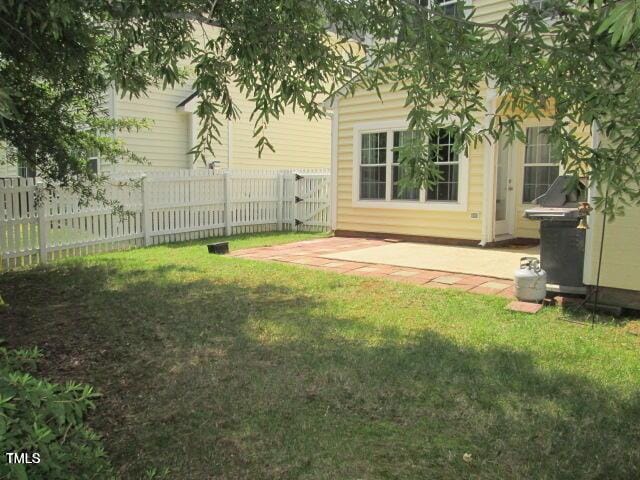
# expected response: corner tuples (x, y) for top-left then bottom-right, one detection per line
(352, 199), (468, 212)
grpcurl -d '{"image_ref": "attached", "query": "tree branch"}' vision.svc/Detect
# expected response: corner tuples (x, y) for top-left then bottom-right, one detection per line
(164, 12), (222, 28)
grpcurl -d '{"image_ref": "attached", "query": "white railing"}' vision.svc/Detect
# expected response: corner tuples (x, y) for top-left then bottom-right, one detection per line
(0, 169), (330, 269)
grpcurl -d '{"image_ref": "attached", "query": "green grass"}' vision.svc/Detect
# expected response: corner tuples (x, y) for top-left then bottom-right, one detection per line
(1, 231), (640, 479)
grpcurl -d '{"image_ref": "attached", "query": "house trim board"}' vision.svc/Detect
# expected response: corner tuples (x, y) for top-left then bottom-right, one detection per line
(480, 84), (498, 246)
(582, 121), (600, 286)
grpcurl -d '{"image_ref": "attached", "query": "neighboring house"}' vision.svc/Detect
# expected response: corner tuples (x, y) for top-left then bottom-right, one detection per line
(0, 82), (330, 178)
(1, 24), (340, 178)
(101, 82), (331, 175)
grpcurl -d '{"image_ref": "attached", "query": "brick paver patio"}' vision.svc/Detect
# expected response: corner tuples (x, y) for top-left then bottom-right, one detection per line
(229, 236), (516, 298)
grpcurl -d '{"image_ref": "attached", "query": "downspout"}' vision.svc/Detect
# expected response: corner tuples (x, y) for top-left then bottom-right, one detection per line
(329, 98), (339, 231)
(109, 84), (118, 174)
(227, 120), (233, 170)
(479, 82), (498, 246)
(187, 113), (197, 170)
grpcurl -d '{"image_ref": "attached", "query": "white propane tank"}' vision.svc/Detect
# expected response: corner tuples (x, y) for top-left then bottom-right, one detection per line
(514, 257), (547, 302)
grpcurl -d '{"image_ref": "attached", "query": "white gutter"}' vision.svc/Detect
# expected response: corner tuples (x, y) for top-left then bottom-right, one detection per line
(479, 82), (498, 246)
(109, 85), (118, 174)
(227, 120), (233, 169)
(187, 113), (197, 169)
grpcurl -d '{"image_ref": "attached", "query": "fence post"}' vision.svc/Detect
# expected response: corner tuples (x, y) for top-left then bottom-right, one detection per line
(36, 184), (48, 264)
(141, 174), (152, 246)
(290, 173), (297, 231)
(224, 171), (232, 236)
(276, 172), (284, 231)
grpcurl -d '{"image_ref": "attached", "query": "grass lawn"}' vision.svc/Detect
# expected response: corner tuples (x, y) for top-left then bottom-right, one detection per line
(1, 231), (640, 479)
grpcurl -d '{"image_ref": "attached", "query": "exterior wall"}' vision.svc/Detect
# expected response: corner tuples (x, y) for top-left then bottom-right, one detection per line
(335, 84), (485, 241)
(105, 84), (194, 174)
(584, 196), (640, 294)
(334, 84), (585, 242)
(0, 146), (18, 177)
(105, 81), (330, 174)
(226, 85), (331, 170)
(473, 0), (513, 24)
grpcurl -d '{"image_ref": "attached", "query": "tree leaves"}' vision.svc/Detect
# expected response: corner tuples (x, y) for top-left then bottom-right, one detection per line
(595, 0), (640, 46)
(1, 0), (639, 214)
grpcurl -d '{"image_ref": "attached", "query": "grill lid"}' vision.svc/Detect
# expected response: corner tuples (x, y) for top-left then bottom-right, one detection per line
(532, 175), (583, 207)
(525, 175), (586, 220)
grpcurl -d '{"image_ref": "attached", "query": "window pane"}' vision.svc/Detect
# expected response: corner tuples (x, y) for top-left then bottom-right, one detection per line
(391, 130), (420, 201)
(393, 165), (420, 200)
(523, 127), (560, 202)
(427, 163), (459, 201)
(435, 0), (461, 17)
(523, 165), (559, 202)
(525, 127), (557, 165)
(360, 166), (386, 200)
(88, 158), (99, 174)
(361, 132), (386, 165)
(426, 128), (459, 202)
(18, 159), (36, 178)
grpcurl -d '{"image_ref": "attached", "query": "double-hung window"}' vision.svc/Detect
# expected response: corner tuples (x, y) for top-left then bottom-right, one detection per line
(356, 124), (465, 209)
(17, 158), (36, 178)
(359, 132), (387, 200)
(522, 126), (560, 203)
(392, 131), (420, 201)
(426, 130), (459, 202)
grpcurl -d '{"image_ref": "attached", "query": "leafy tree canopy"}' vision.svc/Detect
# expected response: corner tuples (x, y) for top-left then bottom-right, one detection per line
(1, 0), (639, 213)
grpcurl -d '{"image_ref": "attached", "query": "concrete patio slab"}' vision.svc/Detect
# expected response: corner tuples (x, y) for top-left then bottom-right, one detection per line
(319, 242), (539, 280)
(231, 237), (521, 299)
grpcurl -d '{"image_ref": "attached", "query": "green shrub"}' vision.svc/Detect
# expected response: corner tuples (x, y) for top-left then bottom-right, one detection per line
(0, 343), (113, 479)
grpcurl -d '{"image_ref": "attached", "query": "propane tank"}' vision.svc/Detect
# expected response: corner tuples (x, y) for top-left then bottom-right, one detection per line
(514, 257), (547, 302)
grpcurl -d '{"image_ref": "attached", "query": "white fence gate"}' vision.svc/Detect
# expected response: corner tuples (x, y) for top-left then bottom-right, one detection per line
(0, 169), (330, 269)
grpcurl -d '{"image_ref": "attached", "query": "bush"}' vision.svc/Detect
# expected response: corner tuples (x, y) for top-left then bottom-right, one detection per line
(0, 343), (113, 479)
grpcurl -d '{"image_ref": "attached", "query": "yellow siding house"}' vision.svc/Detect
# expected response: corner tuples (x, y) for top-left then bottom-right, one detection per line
(328, 81), (550, 245)
(103, 82), (331, 175)
(0, 82), (330, 177)
(326, 0), (639, 309)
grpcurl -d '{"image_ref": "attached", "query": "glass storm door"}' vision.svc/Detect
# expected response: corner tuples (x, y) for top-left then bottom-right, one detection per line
(494, 137), (515, 236)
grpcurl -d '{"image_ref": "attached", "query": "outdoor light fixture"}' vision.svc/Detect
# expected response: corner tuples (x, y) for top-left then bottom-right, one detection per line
(577, 202), (593, 230)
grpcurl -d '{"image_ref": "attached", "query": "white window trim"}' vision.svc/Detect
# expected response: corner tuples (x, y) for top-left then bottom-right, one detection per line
(351, 119), (469, 212)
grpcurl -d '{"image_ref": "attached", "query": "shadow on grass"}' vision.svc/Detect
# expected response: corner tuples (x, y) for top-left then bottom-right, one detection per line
(159, 230), (327, 249)
(1, 260), (639, 479)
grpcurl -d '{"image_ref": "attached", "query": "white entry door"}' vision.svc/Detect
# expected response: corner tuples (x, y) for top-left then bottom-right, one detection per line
(494, 136), (516, 237)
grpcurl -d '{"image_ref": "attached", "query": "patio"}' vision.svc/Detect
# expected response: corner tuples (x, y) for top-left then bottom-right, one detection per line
(230, 236), (541, 298)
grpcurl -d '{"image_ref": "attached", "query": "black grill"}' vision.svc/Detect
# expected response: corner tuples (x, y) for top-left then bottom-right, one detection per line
(524, 176), (587, 292)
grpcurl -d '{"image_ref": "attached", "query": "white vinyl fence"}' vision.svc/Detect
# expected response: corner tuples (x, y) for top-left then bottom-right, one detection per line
(0, 169), (330, 269)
